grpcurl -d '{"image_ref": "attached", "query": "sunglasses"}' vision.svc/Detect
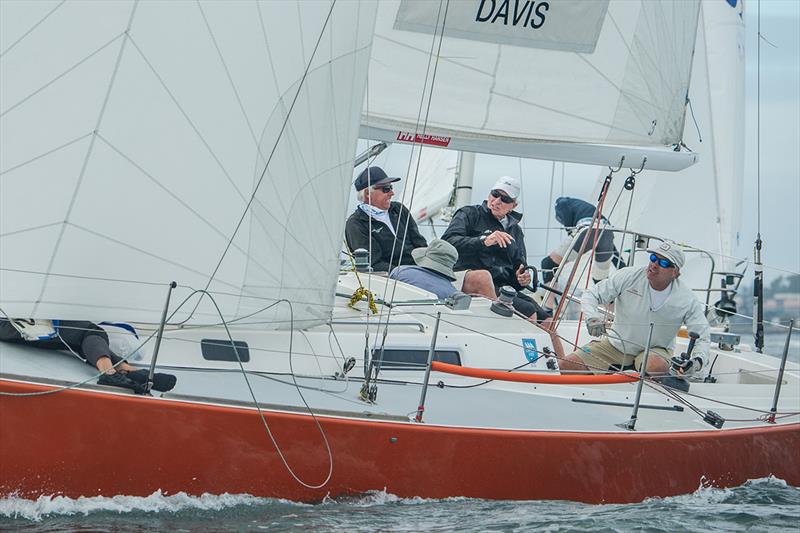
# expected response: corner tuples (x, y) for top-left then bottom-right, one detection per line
(649, 254), (674, 269)
(490, 189), (514, 204)
(373, 185), (393, 193)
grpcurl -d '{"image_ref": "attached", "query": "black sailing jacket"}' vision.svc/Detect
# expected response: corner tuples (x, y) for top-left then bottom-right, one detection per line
(442, 201), (527, 290)
(344, 202), (427, 272)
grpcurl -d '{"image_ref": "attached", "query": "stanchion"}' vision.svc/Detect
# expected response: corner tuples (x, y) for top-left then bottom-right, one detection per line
(618, 322), (654, 431)
(415, 312), (441, 423)
(146, 281), (177, 394)
(767, 319), (794, 423)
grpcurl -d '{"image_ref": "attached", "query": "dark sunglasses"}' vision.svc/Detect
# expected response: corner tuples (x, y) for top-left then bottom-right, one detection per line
(373, 185), (393, 193)
(490, 189), (514, 204)
(649, 254), (674, 269)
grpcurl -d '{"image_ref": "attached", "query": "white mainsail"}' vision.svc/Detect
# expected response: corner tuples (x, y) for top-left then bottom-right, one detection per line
(362, 0), (701, 171)
(600, 0), (745, 280)
(0, 0), (378, 327)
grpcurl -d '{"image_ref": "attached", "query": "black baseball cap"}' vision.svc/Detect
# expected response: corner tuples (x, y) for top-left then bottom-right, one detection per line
(354, 166), (401, 191)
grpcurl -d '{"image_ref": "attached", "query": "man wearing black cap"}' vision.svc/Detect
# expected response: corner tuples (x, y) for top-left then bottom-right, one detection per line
(345, 166), (427, 272)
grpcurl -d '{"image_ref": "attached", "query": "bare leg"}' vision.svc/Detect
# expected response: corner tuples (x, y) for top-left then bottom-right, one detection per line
(542, 252), (563, 309)
(95, 356), (116, 375)
(462, 270), (496, 300)
(558, 352), (590, 372)
(94, 356), (136, 375)
(537, 317), (566, 357)
(643, 353), (669, 376)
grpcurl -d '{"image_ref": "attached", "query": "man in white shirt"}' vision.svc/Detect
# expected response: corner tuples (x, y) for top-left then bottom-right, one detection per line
(559, 241), (711, 377)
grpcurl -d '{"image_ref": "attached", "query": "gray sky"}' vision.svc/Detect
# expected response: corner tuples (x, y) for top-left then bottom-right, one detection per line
(740, 0), (800, 278)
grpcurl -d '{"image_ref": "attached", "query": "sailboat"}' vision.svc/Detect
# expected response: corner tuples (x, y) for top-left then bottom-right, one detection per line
(1, 0), (797, 505)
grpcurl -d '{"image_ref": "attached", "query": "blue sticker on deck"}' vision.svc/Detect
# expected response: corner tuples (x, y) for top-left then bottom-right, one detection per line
(522, 338), (539, 363)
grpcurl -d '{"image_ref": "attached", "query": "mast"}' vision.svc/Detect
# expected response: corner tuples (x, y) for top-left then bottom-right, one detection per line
(454, 152), (475, 209)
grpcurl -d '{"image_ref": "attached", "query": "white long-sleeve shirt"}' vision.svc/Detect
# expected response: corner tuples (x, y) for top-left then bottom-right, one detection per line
(582, 267), (711, 368)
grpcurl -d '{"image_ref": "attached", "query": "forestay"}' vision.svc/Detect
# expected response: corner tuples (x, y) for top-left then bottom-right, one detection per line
(362, 0), (701, 170)
(0, 0), (378, 328)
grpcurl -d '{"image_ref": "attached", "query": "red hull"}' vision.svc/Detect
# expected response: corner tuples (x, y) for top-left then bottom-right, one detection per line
(1, 379), (798, 503)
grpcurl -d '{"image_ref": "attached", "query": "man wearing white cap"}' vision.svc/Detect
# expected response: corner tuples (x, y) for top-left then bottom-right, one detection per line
(442, 176), (549, 322)
(559, 241), (711, 378)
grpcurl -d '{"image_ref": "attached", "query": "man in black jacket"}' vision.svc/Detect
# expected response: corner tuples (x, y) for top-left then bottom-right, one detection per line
(345, 166), (496, 299)
(345, 166), (427, 272)
(442, 176), (550, 322)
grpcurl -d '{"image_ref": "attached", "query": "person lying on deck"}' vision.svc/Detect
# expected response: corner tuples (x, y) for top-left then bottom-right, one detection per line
(0, 318), (176, 394)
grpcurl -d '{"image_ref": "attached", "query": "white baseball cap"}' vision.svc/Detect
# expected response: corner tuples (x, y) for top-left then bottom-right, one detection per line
(647, 241), (686, 269)
(490, 175), (521, 200)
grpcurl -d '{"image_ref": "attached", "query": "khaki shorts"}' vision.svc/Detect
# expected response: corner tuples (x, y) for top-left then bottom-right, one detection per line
(454, 270), (469, 291)
(570, 336), (671, 374)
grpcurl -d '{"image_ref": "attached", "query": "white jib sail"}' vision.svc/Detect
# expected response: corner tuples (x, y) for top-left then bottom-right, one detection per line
(362, 0), (701, 170)
(401, 146), (459, 223)
(0, 0), (378, 328)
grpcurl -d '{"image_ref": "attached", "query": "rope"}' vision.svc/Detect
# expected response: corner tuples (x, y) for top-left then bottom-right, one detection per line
(196, 0), (339, 320)
(544, 161), (556, 254)
(342, 245), (378, 315)
(569, 177), (614, 345)
(618, 176), (637, 267)
(363, 0), (451, 396)
(197, 291), (334, 490)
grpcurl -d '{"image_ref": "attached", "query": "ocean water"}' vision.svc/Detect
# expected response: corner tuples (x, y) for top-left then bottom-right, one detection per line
(1, 477), (797, 532)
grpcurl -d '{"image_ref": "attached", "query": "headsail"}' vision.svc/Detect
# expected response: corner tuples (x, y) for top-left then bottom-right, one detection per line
(0, 1), (378, 327)
(401, 146), (459, 223)
(362, 0), (701, 171)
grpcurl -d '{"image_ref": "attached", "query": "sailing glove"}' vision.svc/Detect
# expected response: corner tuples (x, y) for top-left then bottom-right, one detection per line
(669, 356), (702, 378)
(586, 317), (607, 337)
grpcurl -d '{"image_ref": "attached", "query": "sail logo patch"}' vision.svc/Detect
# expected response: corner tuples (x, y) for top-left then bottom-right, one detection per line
(522, 338), (539, 363)
(396, 132), (451, 147)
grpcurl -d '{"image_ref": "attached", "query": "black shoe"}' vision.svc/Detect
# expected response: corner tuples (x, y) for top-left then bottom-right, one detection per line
(98, 372), (147, 394)
(126, 369), (177, 392)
